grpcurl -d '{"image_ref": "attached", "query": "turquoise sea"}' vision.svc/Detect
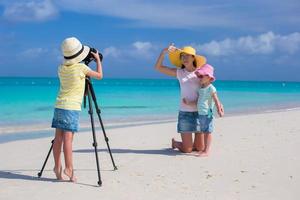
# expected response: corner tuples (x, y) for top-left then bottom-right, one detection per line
(1, 77), (300, 143)
(1, 77), (300, 127)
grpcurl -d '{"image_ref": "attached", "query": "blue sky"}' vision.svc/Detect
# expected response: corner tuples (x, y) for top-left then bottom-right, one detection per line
(0, 0), (300, 81)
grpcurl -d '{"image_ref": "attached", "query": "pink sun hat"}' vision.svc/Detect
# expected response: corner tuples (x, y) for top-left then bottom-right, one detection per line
(195, 64), (216, 82)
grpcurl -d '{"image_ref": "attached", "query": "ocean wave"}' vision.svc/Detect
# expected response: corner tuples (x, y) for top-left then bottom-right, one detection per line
(35, 106), (53, 111)
(103, 106), (149, 109)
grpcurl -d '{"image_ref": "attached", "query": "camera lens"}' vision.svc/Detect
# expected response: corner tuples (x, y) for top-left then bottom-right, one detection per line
(83, 47), (103, 65)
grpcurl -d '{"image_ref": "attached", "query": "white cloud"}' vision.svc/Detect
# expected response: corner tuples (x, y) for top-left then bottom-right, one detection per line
(18, 47), (61, 62)
(3, 0), (58, 22)
(133, 42), (152, 52)
(19, 47), (49, 58)
(103, 41), (156, 61)
(103, 46), (121, 58)
(1, 0), (299, 30)
(54, 0), (300, 30)
(54, 0), (235, 28)
(275, 32), (300, 54)
(196, 32), (300, 56)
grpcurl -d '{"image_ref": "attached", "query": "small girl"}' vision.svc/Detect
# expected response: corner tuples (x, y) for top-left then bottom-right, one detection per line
(183, 64), (224, 157)
(51, 37), (103, 182)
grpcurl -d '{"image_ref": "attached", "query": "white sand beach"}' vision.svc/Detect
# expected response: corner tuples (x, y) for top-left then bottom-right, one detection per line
(0, 110), (299, 200)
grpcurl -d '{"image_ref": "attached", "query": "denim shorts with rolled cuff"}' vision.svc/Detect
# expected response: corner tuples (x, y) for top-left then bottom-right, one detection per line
(51, 108), (80, 132)
(177, 111), (201, 133)
(198, 114), (214, 133)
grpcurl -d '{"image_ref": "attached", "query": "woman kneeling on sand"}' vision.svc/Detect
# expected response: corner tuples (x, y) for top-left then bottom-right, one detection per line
(155, 44), (206, 153)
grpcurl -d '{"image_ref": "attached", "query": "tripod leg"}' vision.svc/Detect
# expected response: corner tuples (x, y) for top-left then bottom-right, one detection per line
(88, 79), (117, 170)
(38, 139), (54, 178)
(87, 87), (102, 186)
(96, 108), (118, 170)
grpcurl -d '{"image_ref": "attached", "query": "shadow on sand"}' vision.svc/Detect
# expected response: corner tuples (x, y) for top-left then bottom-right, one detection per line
(0, 170), (59, 182)
(0, 170), (103, 187)
(74, 148), (181, 156)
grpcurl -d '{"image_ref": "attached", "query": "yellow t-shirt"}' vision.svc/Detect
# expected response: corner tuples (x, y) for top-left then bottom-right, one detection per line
(55, 63), (91, 111)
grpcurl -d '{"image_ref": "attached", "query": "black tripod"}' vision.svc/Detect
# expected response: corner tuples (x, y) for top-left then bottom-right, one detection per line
(37, 78), (117, 186)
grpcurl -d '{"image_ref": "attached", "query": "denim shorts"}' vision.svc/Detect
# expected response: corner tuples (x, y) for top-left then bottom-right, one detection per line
(177, 111), (201, 133)
(199, 115), (214, 133)
(51, 108), (80, 132)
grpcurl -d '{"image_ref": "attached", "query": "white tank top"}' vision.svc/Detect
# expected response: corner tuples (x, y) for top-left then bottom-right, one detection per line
(176, 68), (200, 112)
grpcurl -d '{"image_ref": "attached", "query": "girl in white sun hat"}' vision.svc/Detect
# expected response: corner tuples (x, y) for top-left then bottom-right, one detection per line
(51, 37), (103, 182)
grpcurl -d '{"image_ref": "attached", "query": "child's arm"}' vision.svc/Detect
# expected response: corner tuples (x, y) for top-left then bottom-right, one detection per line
(212, 92), (224, 117)
(86, 50), (103, 79)
(182, 98), (198, 106)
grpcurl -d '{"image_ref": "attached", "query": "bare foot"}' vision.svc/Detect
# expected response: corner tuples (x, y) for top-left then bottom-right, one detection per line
(171, 138), (176, 149)
(192, 147), (204, 151)
(196, 151), (209, 157)
(64, 168), (77, 182)
(53, 166), (64, 180)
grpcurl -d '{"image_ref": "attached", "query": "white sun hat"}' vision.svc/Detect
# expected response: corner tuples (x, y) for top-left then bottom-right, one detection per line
(61, 37), (90, 65)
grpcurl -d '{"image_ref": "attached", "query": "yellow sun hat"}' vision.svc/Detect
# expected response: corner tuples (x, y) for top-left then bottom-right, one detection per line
(169, 46), (206, 68)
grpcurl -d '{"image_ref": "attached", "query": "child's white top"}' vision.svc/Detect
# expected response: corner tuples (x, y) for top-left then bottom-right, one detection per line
(198, 84), (217, 116)
(176, 68), (200, 112)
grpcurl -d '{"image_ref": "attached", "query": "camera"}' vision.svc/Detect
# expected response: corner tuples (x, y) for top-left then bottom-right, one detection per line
(83, 47), (103, 65)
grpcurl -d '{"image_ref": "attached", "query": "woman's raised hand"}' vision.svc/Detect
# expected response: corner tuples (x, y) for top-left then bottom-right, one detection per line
(162, 43), (177, 54)
(155, 43), (177, 77)
(168, 43), (177, 52)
